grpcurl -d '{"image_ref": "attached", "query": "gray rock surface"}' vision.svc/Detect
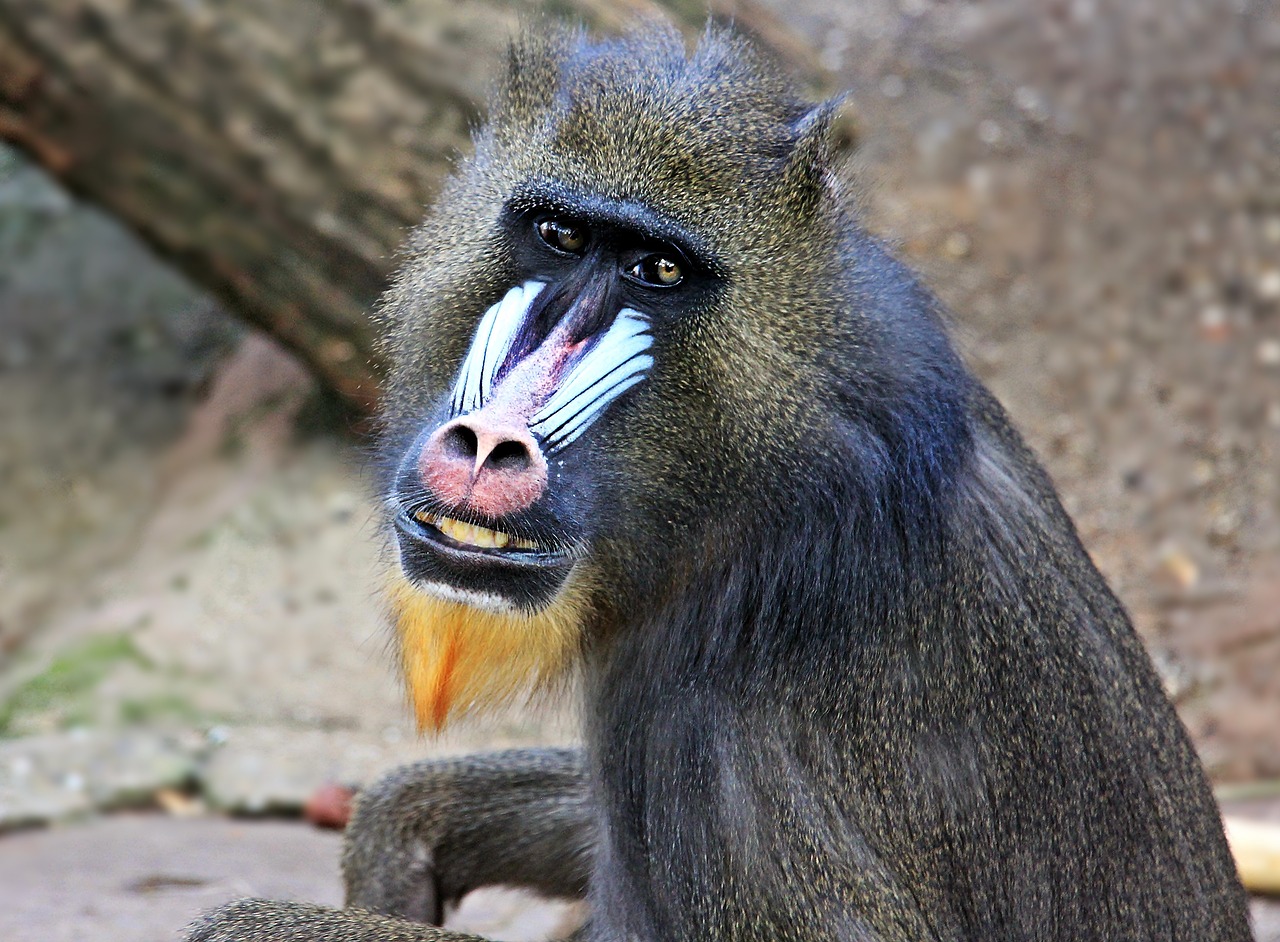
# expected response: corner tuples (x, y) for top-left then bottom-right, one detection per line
(0, 815), (343, 942)
(0, 730), (202, 830)
(1258, 901), (1280, 942)
(0, 815), (582, 942)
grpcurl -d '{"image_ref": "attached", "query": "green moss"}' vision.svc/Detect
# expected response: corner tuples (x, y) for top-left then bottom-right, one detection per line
(0, 633), (148, 737)
(118, 694), (205, 727)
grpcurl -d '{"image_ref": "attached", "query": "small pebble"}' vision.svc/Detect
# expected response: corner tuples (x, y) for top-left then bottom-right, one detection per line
(1014, 85), (1044, 116)
(880, 74), (906, 99)
(1199, 305), (1230, 341)
(1209, 511), (1240, 545)
(1158, 547), (1200, 590)
(155, 786), (206, 818)
(943, 231), (972, 259)
(1257, 269), (1280, 301)
(305, 782), (355, 830)
(1259, 339), (1280, 368)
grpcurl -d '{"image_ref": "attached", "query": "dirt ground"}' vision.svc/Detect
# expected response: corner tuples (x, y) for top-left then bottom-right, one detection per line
(0, 0), (1277, 938)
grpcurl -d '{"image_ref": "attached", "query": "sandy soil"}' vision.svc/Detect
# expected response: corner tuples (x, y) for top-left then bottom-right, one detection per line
(774, 0), (1280, 780)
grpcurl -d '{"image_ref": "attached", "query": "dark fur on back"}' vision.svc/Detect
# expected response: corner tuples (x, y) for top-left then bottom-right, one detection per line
(373, 26), (1250, 942)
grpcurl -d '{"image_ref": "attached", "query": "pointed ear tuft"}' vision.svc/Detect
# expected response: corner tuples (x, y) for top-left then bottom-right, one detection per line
(490, 26), (578, 136)
(782, 95), (859, 207)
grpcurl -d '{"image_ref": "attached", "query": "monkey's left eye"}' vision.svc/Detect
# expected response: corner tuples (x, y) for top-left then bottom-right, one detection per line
(626, 254), (683, 288)
(536, 218), (587, 254)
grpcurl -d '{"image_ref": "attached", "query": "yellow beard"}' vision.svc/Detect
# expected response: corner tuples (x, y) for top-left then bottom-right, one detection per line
(386, 572), (589, 732)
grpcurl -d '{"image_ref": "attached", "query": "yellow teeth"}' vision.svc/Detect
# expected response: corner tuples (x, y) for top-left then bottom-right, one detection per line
(413, 511), (539, 551)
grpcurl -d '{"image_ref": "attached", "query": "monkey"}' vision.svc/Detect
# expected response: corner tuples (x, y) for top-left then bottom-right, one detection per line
(188, 23), (1252, 942)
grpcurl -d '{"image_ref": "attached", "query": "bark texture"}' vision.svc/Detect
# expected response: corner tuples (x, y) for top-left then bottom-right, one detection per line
(0, 0), (822, 413)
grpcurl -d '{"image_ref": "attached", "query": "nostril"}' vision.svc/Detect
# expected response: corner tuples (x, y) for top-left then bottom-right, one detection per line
(430, 421), (536, 475)
(440, 424), (479, 461)
(487, 439), (532, 472)
(418, 416), (547, 513)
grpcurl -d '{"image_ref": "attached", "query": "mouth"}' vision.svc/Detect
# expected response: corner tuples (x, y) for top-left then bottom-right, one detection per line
(392, 502), (575, 612)
(410, 510), (541, 553)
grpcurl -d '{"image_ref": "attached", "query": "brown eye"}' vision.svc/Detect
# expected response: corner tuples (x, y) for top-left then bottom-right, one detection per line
(536, 218), (586, 254)
(628, 254), (683, 287)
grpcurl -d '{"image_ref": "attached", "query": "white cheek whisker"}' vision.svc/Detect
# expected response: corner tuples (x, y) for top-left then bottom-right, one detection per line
(531, 354), (653, 443)
(534, 332), (652, 422)
(532, 308), (651, 419)
(476, 300), (504, 407)
(458, 300), (500, 414)
(532, 351), (653, 428)
(448, 287), (650, 448)
(525, 306), (654, 450)
(450, 281), (546, 417)
(485, 280), (543, 394)
(544, 373), (648, 451)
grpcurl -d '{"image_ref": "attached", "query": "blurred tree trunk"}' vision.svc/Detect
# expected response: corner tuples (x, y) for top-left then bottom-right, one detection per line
(0, 0), (821, 416)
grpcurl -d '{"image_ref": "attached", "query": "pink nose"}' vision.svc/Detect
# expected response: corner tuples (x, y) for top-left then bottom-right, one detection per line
(418, 412), (548, 517)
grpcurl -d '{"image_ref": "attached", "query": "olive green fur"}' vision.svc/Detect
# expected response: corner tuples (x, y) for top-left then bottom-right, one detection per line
(378, 25), (869, 593)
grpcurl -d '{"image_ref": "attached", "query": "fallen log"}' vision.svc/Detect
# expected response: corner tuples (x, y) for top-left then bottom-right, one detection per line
(0, 0), (822, 415)
(1225, 815), (1280, 896)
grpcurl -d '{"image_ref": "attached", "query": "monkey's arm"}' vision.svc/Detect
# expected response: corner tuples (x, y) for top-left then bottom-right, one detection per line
(187, 749), (592, 942)
(342, 748), (593, 923)
(187, 899), (500, 942)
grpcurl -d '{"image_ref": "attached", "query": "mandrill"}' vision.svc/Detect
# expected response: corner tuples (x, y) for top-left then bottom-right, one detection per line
(189, 23), (1252, 942)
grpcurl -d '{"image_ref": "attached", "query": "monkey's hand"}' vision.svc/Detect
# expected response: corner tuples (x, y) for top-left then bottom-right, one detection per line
(186, 898), (491, 942)
(342, 747), (593, 923)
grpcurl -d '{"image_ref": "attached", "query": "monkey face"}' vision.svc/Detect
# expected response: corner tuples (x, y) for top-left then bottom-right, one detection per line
(387, 197), (707, 617)
(375, 28), (864, 726)
(380, 188), (732, 727)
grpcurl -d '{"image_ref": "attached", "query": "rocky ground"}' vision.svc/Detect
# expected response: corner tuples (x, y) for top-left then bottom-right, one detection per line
(0, 0), (1277, 938)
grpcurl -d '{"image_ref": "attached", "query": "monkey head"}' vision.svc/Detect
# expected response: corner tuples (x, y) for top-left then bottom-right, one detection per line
(378, 27), (916, 729)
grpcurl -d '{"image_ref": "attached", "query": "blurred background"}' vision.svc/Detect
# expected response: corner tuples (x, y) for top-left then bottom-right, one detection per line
(0, 0), (1277, 939)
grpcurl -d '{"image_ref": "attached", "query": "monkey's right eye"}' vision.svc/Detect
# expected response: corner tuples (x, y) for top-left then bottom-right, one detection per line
(536, 218), (587, 255)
